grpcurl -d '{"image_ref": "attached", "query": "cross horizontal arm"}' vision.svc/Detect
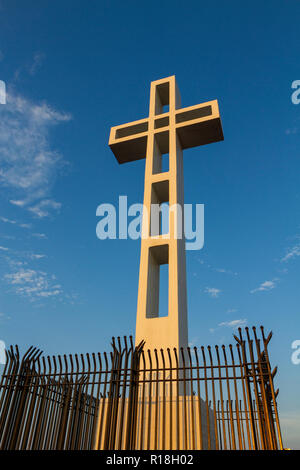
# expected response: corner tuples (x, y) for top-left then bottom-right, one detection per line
(109, 100), (223, 164)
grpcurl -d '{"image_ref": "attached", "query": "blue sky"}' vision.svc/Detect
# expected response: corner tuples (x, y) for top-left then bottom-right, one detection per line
(0, 0), (299, 448)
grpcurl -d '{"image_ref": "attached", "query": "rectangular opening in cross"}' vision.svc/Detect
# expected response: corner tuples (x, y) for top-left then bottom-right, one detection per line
(146, 244), (169, 318)
(175, 105), (212, 124)
(152, 134), (169, 174)
(155, 82), (170, 115)
(150, 180), (169, 237)
(115, 121), (148, 139)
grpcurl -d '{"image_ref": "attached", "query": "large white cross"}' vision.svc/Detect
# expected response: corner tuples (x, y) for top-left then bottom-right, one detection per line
(109, 76), (223, 351)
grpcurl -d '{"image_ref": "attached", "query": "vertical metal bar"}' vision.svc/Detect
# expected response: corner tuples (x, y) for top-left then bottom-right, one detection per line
(52, 355), (67, 450)
(239, 399), (246, 449)
(94, 352), (108, 450)
(257, 326), (284, 450)
(235, 343), (253, 449)
(207, 346), (219, 450)
(83, 353), (97, 449)
(229, 344), (243, 449)
(253, 326), (283, 450)
(187, 347), (195, 450)
(18, 353), (42, 449)
(244, 328), (268, 449)
(215, 346), (226, 449)
(23, 353), (45, 449)
(180, 347), (188, 451)
(173, 348), (180, 450)
(234, 332), (258, 449)
(76, 354), (91, 449)
(49, 356), (65, 450)
(160, 349), (166, 450)
(201, 346), (212, 450)
(222, 346), (236, 449)
(146, 349), (153, 451)
(56, 355), (73, 450)
(103, 345), (119, 449)
(153, 349), (159, 451)
(43, 356), (60, 450)
(226, 400), (232, 449)
(217, 400), (222, 449)
(253, 329), (277, 449)
(167, 348), (173, 450)
(139, 350), (146, 450)
(248, 327), (273, 449)
(117, 338), (130, 450)
(193, 347), (203, 450)
(107, 339), (123, 450)
(125, 339), (143, 450)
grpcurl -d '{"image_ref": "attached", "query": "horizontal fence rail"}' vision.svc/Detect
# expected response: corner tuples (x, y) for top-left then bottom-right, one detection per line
(0, 326), (283, 450)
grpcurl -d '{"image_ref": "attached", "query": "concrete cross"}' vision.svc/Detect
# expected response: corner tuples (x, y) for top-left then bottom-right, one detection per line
(109, 76), (223, 352)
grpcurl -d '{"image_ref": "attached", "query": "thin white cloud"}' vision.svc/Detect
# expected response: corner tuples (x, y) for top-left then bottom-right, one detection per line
(204, 287), (221, 298)
(215, 267), (238, 276)
(0, 234), (15, 240)
(28, 199), (61, 218)
(0, 88), (71, 216)
(250, 278), (279, 294)
(29, 253), (46, 260)
(197, 258), (238, 276)
(0, 216), (31, 229)
(0, 246), (46, 262)
(19, 223), (31, 229)
(227, 308), (237, 313)
(285, 127), (298, 135)
(3, 268), (62, 301)
(29, 53), (45, 76)
(218, 319), (247, 329)
(10, 200), (26, 207)
(281, 242), (300, 263)
(0, 216), (16, 225)
(32, 233), (47, 239)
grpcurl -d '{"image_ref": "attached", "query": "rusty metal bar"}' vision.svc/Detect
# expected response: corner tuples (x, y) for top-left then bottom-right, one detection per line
(194, 347), (203, 450)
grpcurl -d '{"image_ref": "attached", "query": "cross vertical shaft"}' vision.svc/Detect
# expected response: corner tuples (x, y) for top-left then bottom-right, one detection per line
(135, 76), (188, 351)
(109, 75), (223, 353)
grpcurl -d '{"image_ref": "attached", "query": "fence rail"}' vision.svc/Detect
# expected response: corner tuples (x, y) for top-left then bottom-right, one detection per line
(0, 326), (283, 450)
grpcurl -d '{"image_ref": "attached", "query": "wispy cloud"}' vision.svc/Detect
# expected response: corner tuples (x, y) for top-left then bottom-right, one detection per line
(29, 53), (45, 76)
(28, 199), (61, 218)
(0, 216), (16, 225)
(0, 250), (45, 267)
(29, 253), (46, 260)
(197, 258), (238, 276)
(204, 287), (221, 298)
(214, 267), (238, 276)
(281, 240), (300, 263)
(32, 232), (47, 239)
(0, 216), (31, 229)
(218, 319), (247, 329)
(0, 88), (71, 217)
(250, 278), (279, 294)
(0, 248), (75, 304)
(226, 308), (237, 314)
(285, 127), (299, 135)
(3, 268), (62, 300)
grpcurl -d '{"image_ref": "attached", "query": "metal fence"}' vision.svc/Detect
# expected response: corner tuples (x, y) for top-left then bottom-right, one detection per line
(0, 326), (283, 450)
